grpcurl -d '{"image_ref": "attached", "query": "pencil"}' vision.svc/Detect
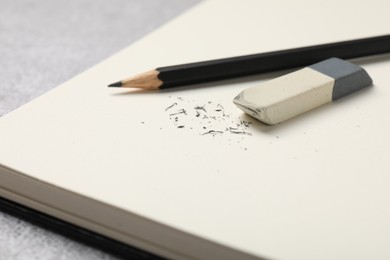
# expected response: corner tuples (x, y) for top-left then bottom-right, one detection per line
(108, 34), (390, 90)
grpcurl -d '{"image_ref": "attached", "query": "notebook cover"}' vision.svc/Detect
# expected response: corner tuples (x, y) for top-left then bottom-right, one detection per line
(0, 197), (165, 260)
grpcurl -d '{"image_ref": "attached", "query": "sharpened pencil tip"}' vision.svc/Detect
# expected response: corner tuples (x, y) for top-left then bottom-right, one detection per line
(108, 81), (123, 87)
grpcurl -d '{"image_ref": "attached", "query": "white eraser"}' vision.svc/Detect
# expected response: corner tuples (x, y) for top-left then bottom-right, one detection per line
(233, 58), (372, 125)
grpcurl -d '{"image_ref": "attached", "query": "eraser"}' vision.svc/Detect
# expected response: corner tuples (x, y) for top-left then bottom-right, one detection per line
(233, 58), (372, 125)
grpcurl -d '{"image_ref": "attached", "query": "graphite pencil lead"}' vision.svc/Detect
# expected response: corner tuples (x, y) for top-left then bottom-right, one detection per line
(110, 70), (163, 90)
(108, 81), (123, 87)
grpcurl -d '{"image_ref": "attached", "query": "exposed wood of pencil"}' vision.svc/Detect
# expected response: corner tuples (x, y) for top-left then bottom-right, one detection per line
(108, 34), (390, 90)
(109, 70), (162, 90)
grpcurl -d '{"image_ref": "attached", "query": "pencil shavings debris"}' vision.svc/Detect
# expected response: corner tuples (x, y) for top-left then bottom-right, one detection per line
(165, 96), (253, 138)
(194, 105), (207, 113)
(229, 130), (252, 136)
(165, 102), (177, 111)
(169, 108), (187, 117)
(241, 120), (252, 127)
(202, 130), (224, 135)
(214, 104), (224, 112)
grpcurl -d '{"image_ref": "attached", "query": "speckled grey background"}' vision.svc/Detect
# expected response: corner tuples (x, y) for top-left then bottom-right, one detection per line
(0, 0), (199, 259)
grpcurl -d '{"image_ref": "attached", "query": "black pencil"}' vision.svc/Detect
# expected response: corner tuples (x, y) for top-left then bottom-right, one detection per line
(108, 34), (390, 90)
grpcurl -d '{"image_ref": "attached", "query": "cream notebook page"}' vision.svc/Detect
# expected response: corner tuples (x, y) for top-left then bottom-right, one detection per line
(1, 0), (390, 259)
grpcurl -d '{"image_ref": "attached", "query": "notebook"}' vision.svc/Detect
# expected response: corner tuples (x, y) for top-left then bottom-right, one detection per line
(1, 0), (390, 259)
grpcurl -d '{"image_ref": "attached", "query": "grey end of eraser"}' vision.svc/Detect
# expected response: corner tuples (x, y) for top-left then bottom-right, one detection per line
(309, 57), (373, 101)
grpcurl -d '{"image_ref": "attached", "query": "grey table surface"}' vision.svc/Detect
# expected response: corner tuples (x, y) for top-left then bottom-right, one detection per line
(0, 1), (199, 259)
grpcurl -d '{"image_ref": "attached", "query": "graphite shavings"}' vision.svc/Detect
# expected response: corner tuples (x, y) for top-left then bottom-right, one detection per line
(202, 130), (224, 135)
(165, 96), (252, 137)
(165, 102), (177, 111)
(169, 108), (187, 116)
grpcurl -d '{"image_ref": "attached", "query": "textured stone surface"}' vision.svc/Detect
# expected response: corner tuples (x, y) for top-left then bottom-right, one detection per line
(0, 0), (199, 259)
